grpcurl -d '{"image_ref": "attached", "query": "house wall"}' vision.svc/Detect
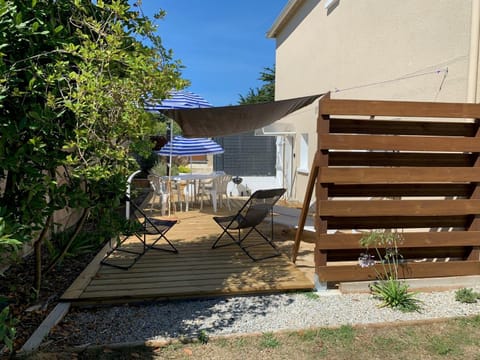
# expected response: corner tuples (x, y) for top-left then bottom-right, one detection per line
(271, 0), (475, 202)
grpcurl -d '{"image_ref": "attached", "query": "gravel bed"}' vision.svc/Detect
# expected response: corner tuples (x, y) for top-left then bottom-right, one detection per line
(47, 288), (480, 348)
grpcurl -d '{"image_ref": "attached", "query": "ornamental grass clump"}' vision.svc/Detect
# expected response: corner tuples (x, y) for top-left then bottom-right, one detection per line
(359, 230), (422, 312)
(455, 288), (480, 304)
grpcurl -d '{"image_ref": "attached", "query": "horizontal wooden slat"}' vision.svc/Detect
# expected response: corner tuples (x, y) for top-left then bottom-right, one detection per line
(317, 261), (480, 282)
(325, 215), (469, 229)
(324, 248), (468, 262)
(330, 119), (477, 136)
(319, 134), (480, 152)
(319, 97), (480, 118)
(329, 184), (473, 197)
(317, 231), (480, 250)
(319, 167), (480, 184)
(319, 199), (480, 217)
(329, 152), (475, 167)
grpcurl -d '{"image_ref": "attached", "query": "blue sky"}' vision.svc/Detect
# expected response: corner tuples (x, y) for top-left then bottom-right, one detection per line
(139, 1), (286, 106)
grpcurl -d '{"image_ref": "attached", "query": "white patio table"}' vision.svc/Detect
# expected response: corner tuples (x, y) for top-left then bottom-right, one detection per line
(164, 173), (222, 211)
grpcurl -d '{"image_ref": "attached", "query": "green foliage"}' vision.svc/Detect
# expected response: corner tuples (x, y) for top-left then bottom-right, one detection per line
(428, 335), (458, 356)
(178, 165), (191, 174)
(260, 332), (280, 349)
(455, 288), (480, 304)
(0, 0), (188, 291)
(135, 151), (157, 174)
(197, 329), (209, 344)
(238, 66), (275, 104)
(0, 303), (17, 353)
(150, 161), (168, 176)
(0, 216), (21, 256)
(359, 230), (422, 312)
(150, 160), (189, 176)
(45, 226), (101, 263)
(317, 325), (356, 345)
(303, 291), (320, 300)
(370, 278), (422, 312)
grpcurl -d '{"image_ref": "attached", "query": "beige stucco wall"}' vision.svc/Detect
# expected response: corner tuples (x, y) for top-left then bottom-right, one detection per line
(272, 0), (474, 202)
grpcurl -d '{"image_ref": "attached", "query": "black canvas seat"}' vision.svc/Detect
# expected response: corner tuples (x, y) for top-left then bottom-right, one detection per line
(212, 188), (286, 261)
(101, 194), (178, 270)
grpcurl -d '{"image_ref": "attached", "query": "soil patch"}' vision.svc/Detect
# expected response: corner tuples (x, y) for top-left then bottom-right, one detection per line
(0, 247), (100, 355)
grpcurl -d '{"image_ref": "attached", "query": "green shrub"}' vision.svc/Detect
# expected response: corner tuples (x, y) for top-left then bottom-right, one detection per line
(359, 230), (422, 312)
(0, 216), (21, 256)
(455, 288), (480, 304)
(0, 302), (17, 353)
(197, 329), (209, 344)
(370, 278), (422, 312)
(178, 165), (191, 174)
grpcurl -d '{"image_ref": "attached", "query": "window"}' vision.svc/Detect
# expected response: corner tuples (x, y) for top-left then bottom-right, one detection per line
(214, 132), (276, 176)
(299, 133), (309, 172)
(191, 155), (207, 163)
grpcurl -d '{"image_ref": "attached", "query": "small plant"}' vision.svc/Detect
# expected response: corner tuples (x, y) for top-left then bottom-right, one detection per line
(359, 230), (422, 312)
(455, 288), (480, 304)
(178, 164), (191, 174)
(197, 329), (209, 344)
(370, 278), (422, 312)
(0, 302), (17, 353)
(304, 291), (320, 300)
(260, 332), (280, 349)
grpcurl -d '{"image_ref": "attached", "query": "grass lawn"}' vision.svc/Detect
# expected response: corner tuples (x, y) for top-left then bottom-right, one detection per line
(24, 315), (480, 359)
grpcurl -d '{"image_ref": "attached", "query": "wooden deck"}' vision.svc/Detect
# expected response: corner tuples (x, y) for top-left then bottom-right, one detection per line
(61, 200), (314, 305)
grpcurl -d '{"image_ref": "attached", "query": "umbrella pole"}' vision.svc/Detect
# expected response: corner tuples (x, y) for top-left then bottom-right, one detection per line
(168, 119), (173, 216)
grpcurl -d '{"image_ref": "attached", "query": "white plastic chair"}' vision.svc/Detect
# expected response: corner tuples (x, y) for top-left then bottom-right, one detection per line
(200, 174), (232, 212)
(147, 174), (170, 215)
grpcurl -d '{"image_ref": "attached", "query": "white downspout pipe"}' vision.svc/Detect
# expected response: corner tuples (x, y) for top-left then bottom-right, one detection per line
(468, 0), (480, 103)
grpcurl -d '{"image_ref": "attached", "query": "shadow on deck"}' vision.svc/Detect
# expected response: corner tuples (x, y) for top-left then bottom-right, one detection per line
(61, 199), (314, 305)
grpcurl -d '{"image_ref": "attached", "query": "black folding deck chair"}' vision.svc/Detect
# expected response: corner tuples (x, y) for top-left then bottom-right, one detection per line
(101, 194), (178, 270)
(212, 188), (286, 261)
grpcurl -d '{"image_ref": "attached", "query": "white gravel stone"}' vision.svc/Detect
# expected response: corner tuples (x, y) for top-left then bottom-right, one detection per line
(55, 288), (480, 347)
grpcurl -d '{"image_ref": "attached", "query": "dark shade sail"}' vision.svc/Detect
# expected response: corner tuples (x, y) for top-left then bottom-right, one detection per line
(160, 94), (324, 138)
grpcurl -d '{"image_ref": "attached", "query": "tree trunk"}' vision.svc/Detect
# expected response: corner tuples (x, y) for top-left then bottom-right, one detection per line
(44, 207), (90, 274)
(33, 214), (53, 295)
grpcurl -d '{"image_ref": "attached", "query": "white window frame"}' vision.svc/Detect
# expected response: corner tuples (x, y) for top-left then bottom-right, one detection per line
(298, 133), (309, 173)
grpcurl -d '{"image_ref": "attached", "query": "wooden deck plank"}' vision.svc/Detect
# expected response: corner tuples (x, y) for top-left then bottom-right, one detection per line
(61, 207), (313, 304)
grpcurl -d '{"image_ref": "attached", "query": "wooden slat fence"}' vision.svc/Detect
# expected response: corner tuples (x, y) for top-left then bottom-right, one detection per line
(293, 93), (480, 282)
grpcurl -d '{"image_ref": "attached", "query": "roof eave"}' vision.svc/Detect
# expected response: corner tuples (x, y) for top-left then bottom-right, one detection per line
(267, 0), (306, 38)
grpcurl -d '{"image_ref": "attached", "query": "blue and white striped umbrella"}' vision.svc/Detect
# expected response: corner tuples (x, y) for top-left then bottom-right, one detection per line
(145, 90), (212, 111)
(156, 136), (224, 157)
(147, 91), (214, 215)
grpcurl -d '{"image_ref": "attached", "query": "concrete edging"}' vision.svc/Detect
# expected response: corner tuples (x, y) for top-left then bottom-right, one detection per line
(340, 275), (480, 293)
(19, 302), (71, 354)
